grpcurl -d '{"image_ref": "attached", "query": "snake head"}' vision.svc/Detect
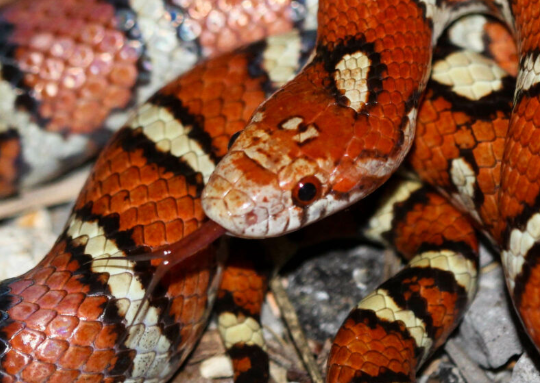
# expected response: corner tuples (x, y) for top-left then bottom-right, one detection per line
(202, 51), (417, 238)
(201, 109), (334, 238)
(201, 93), (409, 237)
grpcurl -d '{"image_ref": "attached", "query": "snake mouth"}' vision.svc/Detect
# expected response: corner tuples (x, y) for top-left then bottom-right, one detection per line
(202, 175), (294, 238)
(202, 198), (269, 238)
(202, 172), (338, 238)
(201, 150), (288, 238)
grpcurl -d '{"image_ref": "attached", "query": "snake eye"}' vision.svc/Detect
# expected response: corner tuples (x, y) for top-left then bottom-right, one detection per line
(228, 131), (242, 150)
(292, 176), (322, 207)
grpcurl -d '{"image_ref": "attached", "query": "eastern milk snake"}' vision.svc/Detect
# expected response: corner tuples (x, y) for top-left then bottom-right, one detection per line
(0, 0), (538, 382)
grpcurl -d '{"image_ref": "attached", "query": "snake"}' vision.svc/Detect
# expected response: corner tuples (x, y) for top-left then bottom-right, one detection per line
(0, 0), (538, 383)
(201, 0), (540, 379)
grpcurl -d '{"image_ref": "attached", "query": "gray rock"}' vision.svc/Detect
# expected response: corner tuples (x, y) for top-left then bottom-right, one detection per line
(434, 361), (466, 383)
(511, 353), (540, 383)
(284, 242), (386, 342)
(454, 264), (523, 368)
(479, 241), (497, 267)
(486, 369), (513, 383)
(418, 358), (466, 383)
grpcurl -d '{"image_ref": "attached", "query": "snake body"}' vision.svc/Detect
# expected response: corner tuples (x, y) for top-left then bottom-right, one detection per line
(0, 0), (311, 197)
(0, 2), (318, 379)
(0, 0), (539, 382)
(201, 0), (540, 378)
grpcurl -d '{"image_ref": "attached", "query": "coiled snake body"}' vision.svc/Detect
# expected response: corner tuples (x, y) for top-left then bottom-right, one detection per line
(0, 0), (538, 382)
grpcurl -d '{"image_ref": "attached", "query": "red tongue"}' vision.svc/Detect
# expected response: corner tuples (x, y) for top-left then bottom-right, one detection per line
(122, 219), (226, 266)
(157, 219), (226, 267)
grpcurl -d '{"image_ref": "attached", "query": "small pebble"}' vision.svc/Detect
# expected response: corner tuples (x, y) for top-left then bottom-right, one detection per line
(199, 355), (233, 379)
(453, 263), (523, 368)
(511, 353), (540, 383)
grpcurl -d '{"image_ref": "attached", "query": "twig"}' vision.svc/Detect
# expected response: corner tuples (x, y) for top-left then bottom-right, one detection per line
(445, 339), (492, 383)
(480, 261), (499, 275)
(0, 167), (89, 220)
(383, 249), (401, 280)
(263, 321), (291, 353)
(270, 277), (324, 383)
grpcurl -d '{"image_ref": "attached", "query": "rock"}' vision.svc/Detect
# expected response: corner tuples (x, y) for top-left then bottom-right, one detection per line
(200, 355), (233, 379)
(486, 369), (513, 383)
(0, 209), (57, 280)
(284, 242), (386, 342)
(479, 241), (497, 267)
(511, 353), (540, 383)
(433, 361), (466, 383)
(418, 357), (466, 383)
(453, 264), (523, 368)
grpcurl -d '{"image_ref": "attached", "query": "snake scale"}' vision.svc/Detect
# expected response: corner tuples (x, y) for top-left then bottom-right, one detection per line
(0, 0), (538, 382)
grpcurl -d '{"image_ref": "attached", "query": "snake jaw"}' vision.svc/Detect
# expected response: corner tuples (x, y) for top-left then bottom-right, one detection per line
(202, 149), (289, 237)
(202, 156), (342, 238)
(202, 128), (333, 237)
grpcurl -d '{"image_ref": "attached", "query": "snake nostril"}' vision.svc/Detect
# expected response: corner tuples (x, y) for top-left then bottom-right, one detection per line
(246, 211), (258, 225)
